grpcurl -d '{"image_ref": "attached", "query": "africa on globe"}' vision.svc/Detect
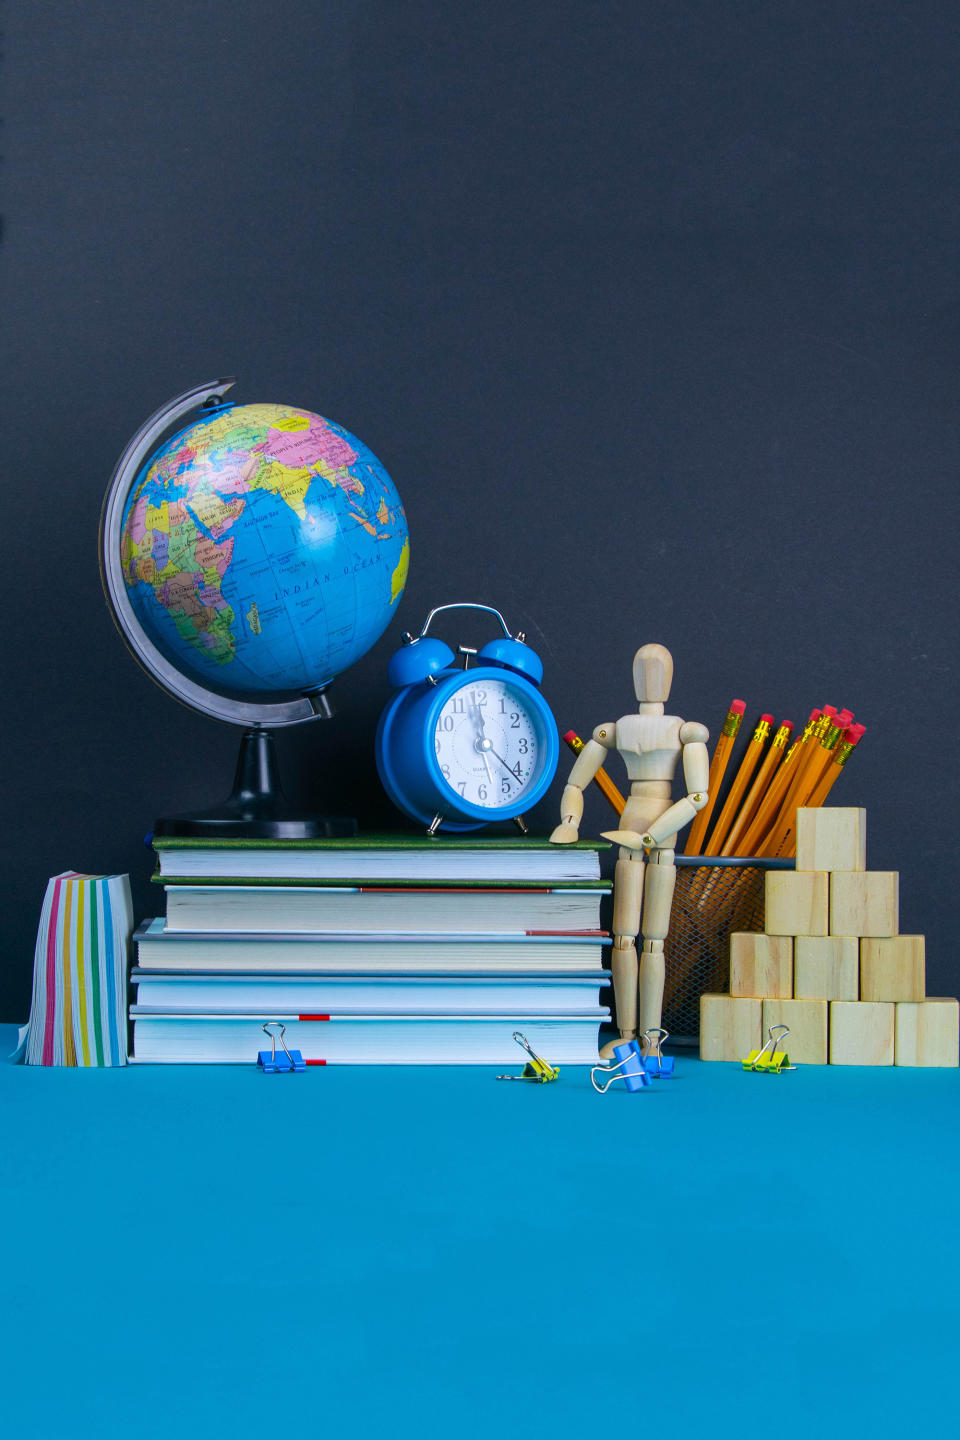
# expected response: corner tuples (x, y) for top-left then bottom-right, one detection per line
(119, 401), (409, 699)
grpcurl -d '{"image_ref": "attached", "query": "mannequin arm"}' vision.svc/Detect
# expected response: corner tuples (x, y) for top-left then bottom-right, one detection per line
(640, 725), (710, 847)
(549, 731), (614, 843)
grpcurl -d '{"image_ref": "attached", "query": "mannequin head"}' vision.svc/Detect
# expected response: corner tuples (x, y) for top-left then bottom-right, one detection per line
(632, 643), (673, 706)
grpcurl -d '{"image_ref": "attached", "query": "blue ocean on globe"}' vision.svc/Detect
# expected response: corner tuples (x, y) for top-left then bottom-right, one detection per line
(119, 402), (409, 697)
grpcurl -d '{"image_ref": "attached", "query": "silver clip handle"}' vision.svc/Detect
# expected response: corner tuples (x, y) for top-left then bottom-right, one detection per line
(262, 1020), (294, 1066)
(749, 1023), (791, 1069)
(590, 1055), (634, 1093)
(642, 1027), (669, 1061)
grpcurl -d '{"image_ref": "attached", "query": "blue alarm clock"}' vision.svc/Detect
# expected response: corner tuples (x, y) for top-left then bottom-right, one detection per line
(375, 603), (560, 833)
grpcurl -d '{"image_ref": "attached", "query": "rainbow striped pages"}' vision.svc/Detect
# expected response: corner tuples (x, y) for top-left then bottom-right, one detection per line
(26, 872), (133, 1066)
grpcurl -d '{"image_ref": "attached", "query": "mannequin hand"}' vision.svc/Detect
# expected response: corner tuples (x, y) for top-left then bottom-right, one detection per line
(600, 828), (650, 852)
(550, 822), (580, 845)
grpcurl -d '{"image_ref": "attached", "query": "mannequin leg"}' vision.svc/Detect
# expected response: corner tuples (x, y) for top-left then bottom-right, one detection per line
(637, 847), (677, 1041)
(601, 849), (645, 1059)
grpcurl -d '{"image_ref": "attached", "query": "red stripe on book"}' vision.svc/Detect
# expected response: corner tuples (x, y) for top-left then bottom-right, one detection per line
(525, 928), (608, 936)
(305, 1059), (327, 1066)
(298, 1014), (331, 1022)
(358, 886), (551, 894)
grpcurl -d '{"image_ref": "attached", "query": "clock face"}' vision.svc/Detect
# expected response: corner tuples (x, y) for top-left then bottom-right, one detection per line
(433, 677), (543, 810)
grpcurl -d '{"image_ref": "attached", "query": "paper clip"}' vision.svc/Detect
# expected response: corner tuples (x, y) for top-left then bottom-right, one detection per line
(590, 1039), (651, 1093)
(258, 1021), (306, 1074)
(641, 1028), (675, 1078)
(741, 1023), (796, 1073)
(496, 1031), (559, 1083)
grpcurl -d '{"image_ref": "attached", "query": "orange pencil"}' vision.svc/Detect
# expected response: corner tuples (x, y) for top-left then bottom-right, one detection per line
(720, 719), (794, 856)
(765, 708), (856, 857)
(801, 708), (854, 801)
(754, 707), (829, 856)
(744, 709), (820, 856)
(684, 699), (746, 855)
(786, 705), (835, 802)
(703, 714), (774, 856)
(562, 730), (625, 816)
(807, 723), (866, 807)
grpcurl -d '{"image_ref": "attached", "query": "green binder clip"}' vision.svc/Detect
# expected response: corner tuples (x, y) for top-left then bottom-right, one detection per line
(496, 1031), (559, 1084)
(742, 1023), (795, 1073)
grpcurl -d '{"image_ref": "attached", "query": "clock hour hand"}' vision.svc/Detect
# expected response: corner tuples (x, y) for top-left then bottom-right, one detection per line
(466, 694), (521, 790)
(467, 691), (497, 790)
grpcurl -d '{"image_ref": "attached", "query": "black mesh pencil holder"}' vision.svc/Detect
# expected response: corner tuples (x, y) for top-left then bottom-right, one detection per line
(662, 856), (795, 1042)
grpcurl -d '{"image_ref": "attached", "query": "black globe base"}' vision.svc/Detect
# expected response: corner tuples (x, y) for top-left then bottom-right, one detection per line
(153, 728), (358, 840)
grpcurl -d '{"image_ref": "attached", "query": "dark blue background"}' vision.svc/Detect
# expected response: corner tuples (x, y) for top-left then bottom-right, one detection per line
(2, 1), (958, 1017)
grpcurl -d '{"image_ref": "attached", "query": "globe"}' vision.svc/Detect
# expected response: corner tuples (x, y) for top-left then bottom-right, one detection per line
(100, 378), (410, 837)
(118, 396), (408, 700)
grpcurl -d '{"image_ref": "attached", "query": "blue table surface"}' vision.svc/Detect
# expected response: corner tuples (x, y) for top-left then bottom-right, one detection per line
(2, 1029), (958, 1440)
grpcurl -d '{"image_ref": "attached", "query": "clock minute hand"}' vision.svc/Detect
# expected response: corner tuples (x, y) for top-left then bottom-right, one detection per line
(487, 744), (520, 789)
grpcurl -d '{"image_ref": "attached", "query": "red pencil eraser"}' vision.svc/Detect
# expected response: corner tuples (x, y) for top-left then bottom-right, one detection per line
(835, 709), (854, 727)
(808, 708), (822, 722)
(760, 713), (774, 724)
(562, 730), (579, 744)
(846, 723), (866, 743)
(822, 704), (837, 718)
(781, 720), (795, 731)
(730, 699), (747, 714)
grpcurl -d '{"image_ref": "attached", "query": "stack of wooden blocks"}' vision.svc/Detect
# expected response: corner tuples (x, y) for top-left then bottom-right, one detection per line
(700, 807), (958, 1066)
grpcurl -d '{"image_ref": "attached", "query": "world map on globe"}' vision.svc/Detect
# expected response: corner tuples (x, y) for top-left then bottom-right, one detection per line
(119, 403), (409, 698)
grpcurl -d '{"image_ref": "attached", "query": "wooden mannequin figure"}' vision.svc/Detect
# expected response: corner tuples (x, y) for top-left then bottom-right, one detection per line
(549, 644), (709, 1058)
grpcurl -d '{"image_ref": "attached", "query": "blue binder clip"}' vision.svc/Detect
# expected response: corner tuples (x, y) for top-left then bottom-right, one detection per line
(641, 1028), (675, 1078)
(590, 1039), (651, 1094)
(258, 1021), (306, 1074)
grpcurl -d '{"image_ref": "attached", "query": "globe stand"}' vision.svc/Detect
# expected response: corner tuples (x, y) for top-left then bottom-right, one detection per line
(152, 728), (358, 840)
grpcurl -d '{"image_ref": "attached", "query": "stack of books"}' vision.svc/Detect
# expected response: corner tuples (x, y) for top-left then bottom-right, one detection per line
(27, 871), (133, 1066)
(130, 835), (612, 1064)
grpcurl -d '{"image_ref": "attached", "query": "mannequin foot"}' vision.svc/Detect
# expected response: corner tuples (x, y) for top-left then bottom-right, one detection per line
(599, 1030), (637, 1061)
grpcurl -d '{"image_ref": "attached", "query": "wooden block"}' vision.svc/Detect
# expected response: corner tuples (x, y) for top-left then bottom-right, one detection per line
(700, 994), (761, 1062)
(830, 871), (899, 938)
(764, 870), (829, 937)
(795, 807), (866, 872)
(829, 1001), (894, 1065)
(729, 933), (793, 998)
(895, 999), (960, 1067)
(761, 998), (828, 1065)
(860, 935), (925, 1002)
(794, 935), (859, 1001)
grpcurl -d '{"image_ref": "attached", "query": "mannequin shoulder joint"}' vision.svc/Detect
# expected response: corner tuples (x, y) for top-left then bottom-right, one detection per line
(679, 720), (709, 745)
(591, 722), (617, 750)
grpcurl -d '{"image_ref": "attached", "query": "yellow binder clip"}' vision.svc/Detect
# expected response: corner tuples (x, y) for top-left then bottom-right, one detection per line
(742, 1023), (796, 1073)
(496, 1031), (559, 1083)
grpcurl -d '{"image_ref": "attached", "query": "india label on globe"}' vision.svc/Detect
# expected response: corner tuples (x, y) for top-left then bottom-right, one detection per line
(119, 403), (409, 698)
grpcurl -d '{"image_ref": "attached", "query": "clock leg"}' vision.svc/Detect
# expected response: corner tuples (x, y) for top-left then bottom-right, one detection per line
(600, 850), (644, 1059)
(513, 814), (529, 833)
(427, 814), (445, 835)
